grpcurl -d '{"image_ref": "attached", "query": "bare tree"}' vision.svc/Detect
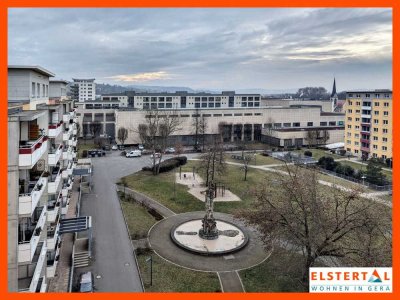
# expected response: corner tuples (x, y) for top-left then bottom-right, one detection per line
(321, 130), (330, 145)
(192, 109), (207, 151)
(117, 127), (129, 147)
(199, 138), (226, 186)
(237, 165), (391, 289)
(305, 130), (316, 147)
(136, 109), (181, 175)
(89, 122), (102, 146)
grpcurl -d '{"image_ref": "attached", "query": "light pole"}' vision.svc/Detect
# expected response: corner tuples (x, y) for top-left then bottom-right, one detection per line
(146, 256), (153, 286)
(361, 175), (366, 186)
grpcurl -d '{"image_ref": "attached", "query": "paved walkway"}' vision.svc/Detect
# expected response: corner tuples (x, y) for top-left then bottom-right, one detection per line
(48, 176), (80, 292)
(218, 271), (244, 292)
(116, 185), (176, 218)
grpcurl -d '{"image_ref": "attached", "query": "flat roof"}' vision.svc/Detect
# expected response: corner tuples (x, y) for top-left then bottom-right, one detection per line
(8, 65), (55, 77)
(72, 78), (95, 82)
(267, 126), (344, 132)
(50, 79), (69, 84)
(8, 109), (46, 121)
(346, 89), (392, 93)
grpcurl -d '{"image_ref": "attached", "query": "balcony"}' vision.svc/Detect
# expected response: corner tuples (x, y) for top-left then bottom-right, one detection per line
(61, 195), (70, 215)
(47, 165), (61, 194)
(361, 114), (371, 119)
(63, 128), (71, 141)
(47, 241), (61, 278)
(48, 122), (63, 138)
(68, 137), (77, 147)
(62, 113), (71, 123)
(18, 206), (47, 263)
(19, 135), (48, 168)
(69, 110), (76, 119)
(361, 146), (370, 153)
(62, 146), (73, 161)
(18, 242), (47, 293)
(47, 220), (60, 251)
(360, 138), (370, 144)
(47, 192), (61, 223)
(48, 144), (63, 166)
(18, 174), (47, 216)
(361, 106), (372, 110)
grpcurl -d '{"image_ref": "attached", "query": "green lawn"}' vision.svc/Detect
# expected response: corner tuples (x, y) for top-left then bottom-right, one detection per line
(293, 148), (342, 160)
(76, 142), (97, 158)
(240, 249), (306, 292)
(225, 153), (284, 166)
(137, 250), (221, 292)
(122, 161), (278, 214)
(339, 160), (392, 180)
(119, 196), (158, 239)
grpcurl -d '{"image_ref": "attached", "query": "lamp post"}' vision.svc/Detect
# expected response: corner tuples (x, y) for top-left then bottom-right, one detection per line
(361, 175), (366, 186)
(146, 256), (153, 286)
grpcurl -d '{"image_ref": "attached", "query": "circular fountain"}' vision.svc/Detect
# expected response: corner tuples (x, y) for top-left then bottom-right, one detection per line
(170, 183), (248, 255)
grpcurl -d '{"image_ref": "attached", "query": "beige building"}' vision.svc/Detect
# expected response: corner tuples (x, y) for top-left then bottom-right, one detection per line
(344, 90), (392, 160)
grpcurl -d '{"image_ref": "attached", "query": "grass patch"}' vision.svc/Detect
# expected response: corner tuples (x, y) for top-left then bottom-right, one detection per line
(225, 153), (283, 166)
(293, 148), (342, 160)
(240, 249), (306, 292)
(137, 250), (221, 292)
(119, 196), (158, 239)
(76, 142), (97, 158)
(339, 160), (392, 180)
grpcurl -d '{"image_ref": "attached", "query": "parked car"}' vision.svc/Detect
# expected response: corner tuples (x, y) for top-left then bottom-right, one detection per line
(150, 153), (161, 159)
(111, 144), (118, 151)
(118, 145), (125, 151)
(165, 147), (176, 154)
(126, 150), (142, 158)
(138, 144), (144, 151)
(79, 271), (94, 293)
(103, 145), (111, 151)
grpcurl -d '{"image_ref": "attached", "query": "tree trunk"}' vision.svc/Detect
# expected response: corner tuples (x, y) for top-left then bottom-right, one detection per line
(302, 251), (314, 290)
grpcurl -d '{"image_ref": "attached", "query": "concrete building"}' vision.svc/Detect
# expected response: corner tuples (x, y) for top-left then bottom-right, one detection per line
(49, 80), (69, 101)
(71, 78), (96, 102)
(8, 65), (55, 110)
(344, 90), (392, 160)
(8, 66), (77, 292)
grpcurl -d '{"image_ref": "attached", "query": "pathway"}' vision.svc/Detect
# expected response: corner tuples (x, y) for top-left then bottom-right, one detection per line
(218, 271), (245, 292)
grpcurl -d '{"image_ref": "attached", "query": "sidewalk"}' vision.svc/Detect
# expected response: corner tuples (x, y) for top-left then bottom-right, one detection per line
(47, 176), (80, 292)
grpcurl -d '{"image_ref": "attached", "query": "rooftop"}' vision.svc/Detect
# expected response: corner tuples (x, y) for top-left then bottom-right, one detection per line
(346, 89), (392, 93)
(8, 65), (55, 77)
(8, 109), (46, 121)
(50, 79), (69, 84)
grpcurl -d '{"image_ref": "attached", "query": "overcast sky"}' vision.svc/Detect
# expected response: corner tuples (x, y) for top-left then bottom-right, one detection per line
(8, 8), (392, 92)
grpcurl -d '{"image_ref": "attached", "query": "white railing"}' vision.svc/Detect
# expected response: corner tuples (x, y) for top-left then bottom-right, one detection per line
(48, 144), (63, 166)
(48, 123), (62, 138)
(19, 136), (48, 168)
(19, 176), (48, 216)
(63, 113), (71, 123)
(28, 244), (47, 292)
(47, 168), (61, 194)
(18, 207), (47, 263)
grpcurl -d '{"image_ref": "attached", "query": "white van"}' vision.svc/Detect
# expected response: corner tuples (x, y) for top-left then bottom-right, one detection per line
(126, 150), (142, 158)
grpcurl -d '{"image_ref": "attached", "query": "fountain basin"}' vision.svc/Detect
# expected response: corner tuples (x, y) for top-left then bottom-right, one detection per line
(171, 219), (248, 255)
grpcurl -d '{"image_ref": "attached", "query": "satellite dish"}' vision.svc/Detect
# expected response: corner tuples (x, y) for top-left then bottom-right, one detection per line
(36, 159), (46, 171)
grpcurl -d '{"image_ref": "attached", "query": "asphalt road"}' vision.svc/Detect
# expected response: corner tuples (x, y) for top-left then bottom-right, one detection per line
(79, 151), (198, 292)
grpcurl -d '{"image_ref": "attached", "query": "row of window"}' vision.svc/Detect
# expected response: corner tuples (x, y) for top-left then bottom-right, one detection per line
(348, 109), (390, 116)
(346, 141), (389, 151)
(347, 125), (389, 133)
(31, 82), (49, 98)
(348, 93), (390, 98)
(348, 101), (390, 106)
(346, 132), (389, 142)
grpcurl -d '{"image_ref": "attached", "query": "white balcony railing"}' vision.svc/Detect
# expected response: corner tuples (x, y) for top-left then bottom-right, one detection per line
(28, 244), (47, 293)
(19, 176), (48, 216)
(48, 144), (63, 166)
(18, 207), (47, 263)
(47, 168), (61, 194)
(48, 122), (63, 138)
(47, 241), (60, 278)
(62, 146), (73, 161)
(62, 114), (71, 123)
(361, 114), (371, 119)
(361, 106), (372, 110)
(47, 222), (60, 251)
(19, 136), (48, 168)
(63, 129), (71, 142)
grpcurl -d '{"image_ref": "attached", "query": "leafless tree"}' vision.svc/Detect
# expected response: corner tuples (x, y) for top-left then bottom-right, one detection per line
(199, 138), (226, 186)
(89, 121), (102, 138)
(136, 109), (182, 175)
(117, 127), (129, 147)
(321, 129), (330, 145)
(305, 130), (316, 147)
(237, 165), (391, 289)
(192, 109), (207, 151)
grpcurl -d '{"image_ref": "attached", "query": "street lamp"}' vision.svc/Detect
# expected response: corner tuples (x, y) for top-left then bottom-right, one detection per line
(361, 175), (366, 186)
(145, 256), (153, 286)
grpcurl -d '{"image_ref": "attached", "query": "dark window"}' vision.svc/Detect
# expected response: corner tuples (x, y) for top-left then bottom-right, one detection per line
(158, 103), (165, 108)
(283, 123), (291, 127)
(208, 103), (214, 108)
(229, 96), (234, 107)
(241, 102), (247, 107)
(307, 122), (313, 126)
(329, 121), (336, 126)
(180, 96), (186, 108)
(320, 122), (327, 126)
(234, 113), (242, 116)
(293, 122), (300, 127)
(166, 97), (172, 102)
(195, 103), (200, 108)
(215, 103), (221, 107)
(254, 102), (260, 107)
(166, 103), (172, 108)
(248, 102), (253, 107)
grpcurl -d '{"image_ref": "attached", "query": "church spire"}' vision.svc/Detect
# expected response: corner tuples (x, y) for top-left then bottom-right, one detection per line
(331, 77), (337, 98)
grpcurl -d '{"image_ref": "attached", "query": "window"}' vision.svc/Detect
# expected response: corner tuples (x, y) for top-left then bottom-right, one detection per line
(384, 111), (389, 116)
(283, 123), (291, 127)
(355, 118), (360, 122)
(348, 94), (353, 98)
(383, 120), (389, 125)
(355, 134), (359, 138)
(213, 114), (222, 117)
(384, 102), (389, 107)
(37, 83), (40, 97)
(365, 94), (370, 98)
(374, 119), (379, 124)
(348, 109), (353, 113)
(373, 145), (378, 150)
(374, 102), (380, 107)
(329, 121), (336, 126)
(31, 82), (36, 97)
(347, 140), (351, 145)
(384, 94), (390, 98)
(356, 102), (361, 106)
(383, 137), (388, 142)
(382, 146), (387, 151)
(355, 125), (360, 130)
(244, 113), (253, 116)
(374, 111), (379, 115)
(234, 113), (242, 116)
(307, 122), (313, 127)
(347, 125), (352, 129)
(356, 94), (361, 98)
(373, 136), (378, 141)
(356, 110), (360, 114)
(355, 150), (359, 154)
(320, 122), (327, 126)
(375, 94), (380, 98)
(373, 128), (379, 132)
(274, 123), (282, 128)
(254, 113), (262, 116)
(224, 114), (232, 116)
(347, 132), (351, 137)
(355, 141), (359, 146)
(293, 122), (300, 127)
(383, 129), (388, 134)
(347, 117), (352, 121)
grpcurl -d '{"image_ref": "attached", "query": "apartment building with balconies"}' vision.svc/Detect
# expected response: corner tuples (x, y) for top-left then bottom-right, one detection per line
(8, 65), (77, 292)
(344, 90), (392, 160)
(71, 78), (96, 102)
